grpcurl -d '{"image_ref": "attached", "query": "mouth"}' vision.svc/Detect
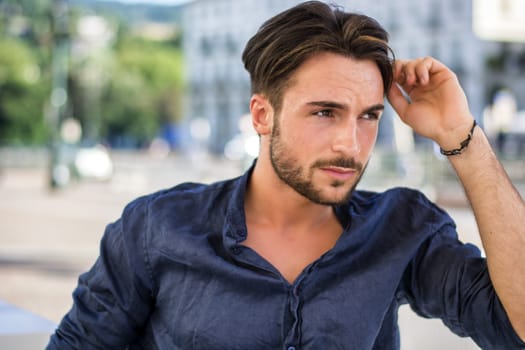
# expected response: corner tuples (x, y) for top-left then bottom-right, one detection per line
(319, 166), (357, 181)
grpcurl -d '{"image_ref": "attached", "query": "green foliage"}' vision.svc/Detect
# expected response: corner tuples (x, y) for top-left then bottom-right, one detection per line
(0, 0), (186, 148)
(119, 39), (183, 90)
(100, 66), (159, 146)
(96, 36), (185, 146)
(0, 38), (50, 144)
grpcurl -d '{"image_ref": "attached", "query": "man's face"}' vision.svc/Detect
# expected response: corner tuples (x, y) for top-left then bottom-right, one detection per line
(269, 52), (384, 206)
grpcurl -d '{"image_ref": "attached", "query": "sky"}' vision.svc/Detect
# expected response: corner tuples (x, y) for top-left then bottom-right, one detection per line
(109, 0), (193, 5)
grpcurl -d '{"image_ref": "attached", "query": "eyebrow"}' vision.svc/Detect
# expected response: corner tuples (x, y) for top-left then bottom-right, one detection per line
(363, 104), (385, 114)
(306, 101), (349, 110)
(306, 101), (385, 114)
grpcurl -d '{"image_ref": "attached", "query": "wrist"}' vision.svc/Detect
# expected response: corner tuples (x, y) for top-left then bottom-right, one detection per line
(439, 119), (477, 156)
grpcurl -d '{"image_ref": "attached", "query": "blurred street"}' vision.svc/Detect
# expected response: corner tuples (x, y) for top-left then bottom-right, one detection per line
(1, 150), (524, 349)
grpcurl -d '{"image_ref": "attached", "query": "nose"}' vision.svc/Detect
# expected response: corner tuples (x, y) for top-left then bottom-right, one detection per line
(331, 117), (360, 156)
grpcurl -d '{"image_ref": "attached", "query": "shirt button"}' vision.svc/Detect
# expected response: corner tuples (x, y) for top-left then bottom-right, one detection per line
(287, 346), (296, 350)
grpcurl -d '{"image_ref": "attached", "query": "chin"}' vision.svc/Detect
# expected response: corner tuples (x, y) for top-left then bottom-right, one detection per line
(311, 187), (355, 206)
(328, 183), (359, 205)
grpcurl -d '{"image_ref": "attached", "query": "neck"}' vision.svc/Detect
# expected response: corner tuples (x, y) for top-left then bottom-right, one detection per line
(245, 157), (336, 231)
(243, 156), (344, 285)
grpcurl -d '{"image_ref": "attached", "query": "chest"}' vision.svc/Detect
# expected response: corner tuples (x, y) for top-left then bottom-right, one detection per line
(145, 245), (404, 350)
(244, 233), (340, 284)
(242, 219), (344, 284)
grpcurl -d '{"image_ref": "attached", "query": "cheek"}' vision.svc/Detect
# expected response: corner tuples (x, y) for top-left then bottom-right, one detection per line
(358, 125), (379, 150)
(281, 123), (314, 148)
(297, 131), (330, 151)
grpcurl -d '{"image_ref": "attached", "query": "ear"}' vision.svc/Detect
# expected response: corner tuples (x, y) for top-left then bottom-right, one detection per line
(249, 94), (274, 136)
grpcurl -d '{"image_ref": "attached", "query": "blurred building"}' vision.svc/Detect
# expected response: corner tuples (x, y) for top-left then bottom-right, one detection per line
(181, 0), (524, 154)
(181, 0), (288, 154)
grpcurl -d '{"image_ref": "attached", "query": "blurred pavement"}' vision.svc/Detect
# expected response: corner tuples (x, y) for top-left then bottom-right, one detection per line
(1, 150), (523, 349)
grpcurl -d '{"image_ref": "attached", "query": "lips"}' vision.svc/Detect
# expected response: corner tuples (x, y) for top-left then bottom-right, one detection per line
(320, 166), (357, 181)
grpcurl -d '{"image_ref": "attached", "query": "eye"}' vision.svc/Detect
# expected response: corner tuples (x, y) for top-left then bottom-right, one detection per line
(361, 111), (382, 121)
(314, 109), (334, 118)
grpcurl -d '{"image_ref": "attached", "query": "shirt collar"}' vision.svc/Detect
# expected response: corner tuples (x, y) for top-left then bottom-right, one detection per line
(221, 159), (355, 247)
(222, 161), (255, 249)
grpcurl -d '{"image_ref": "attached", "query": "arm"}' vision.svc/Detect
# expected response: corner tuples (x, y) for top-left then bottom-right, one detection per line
(387, 57), (525, 341)
(47, 199), (154, 349)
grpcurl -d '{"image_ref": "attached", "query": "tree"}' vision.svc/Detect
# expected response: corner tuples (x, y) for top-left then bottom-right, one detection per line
(0, 0), (186, 148)
(98, 36), (185, 148)
(0, 37), (50, 144)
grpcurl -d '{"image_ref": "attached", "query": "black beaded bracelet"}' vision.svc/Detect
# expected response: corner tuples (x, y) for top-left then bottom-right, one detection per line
(439, 120), (477, 156)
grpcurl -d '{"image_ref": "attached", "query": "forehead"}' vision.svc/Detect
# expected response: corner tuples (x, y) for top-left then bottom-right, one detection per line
(283, 52), (385, 106)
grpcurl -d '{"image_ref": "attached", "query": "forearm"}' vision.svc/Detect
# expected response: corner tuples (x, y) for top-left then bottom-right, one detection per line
(448, 125), (525, 340)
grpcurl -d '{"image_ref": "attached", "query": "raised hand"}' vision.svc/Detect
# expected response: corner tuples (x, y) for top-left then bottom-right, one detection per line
(387, 56), (474, 151)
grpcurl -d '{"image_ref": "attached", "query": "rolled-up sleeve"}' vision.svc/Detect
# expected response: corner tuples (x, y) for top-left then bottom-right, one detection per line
(47, 197), (155, 350)
(401, 223), (525, 349)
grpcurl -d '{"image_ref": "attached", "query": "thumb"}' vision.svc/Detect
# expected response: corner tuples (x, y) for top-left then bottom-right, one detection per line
(387, 83), (409, 120)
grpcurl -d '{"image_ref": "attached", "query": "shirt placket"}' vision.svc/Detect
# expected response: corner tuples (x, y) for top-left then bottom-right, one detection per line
(283, 282), (303, 350)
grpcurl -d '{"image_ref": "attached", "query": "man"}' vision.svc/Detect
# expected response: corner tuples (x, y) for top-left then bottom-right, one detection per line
(47, 1), (525, 349)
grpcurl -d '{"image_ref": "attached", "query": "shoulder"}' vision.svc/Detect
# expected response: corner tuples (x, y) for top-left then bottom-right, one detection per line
(349, 187), (454, 230)
(122, 176), (240, 218)
(106, 177), (241, 242)
(351, 187), (437, 210)
(109, 176), (241, 253)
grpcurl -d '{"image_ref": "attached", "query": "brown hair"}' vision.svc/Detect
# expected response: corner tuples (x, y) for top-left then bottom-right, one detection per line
(242, 1), (394, 113)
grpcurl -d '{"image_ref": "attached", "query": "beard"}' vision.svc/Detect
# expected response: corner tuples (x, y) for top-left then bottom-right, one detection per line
(269, 117), (366, 206)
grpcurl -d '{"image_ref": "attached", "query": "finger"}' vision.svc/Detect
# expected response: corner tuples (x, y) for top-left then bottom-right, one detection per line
(387, 83), (409, 118)
(394, 59), (420, 87)
(425, 56), (448, 75)
(414, 57), (432, 85)
(391, 61), (415, 98)
(392, 59), (411, 85)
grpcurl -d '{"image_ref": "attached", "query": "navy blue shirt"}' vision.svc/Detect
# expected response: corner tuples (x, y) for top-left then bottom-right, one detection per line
(47, 167), (525, 349)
